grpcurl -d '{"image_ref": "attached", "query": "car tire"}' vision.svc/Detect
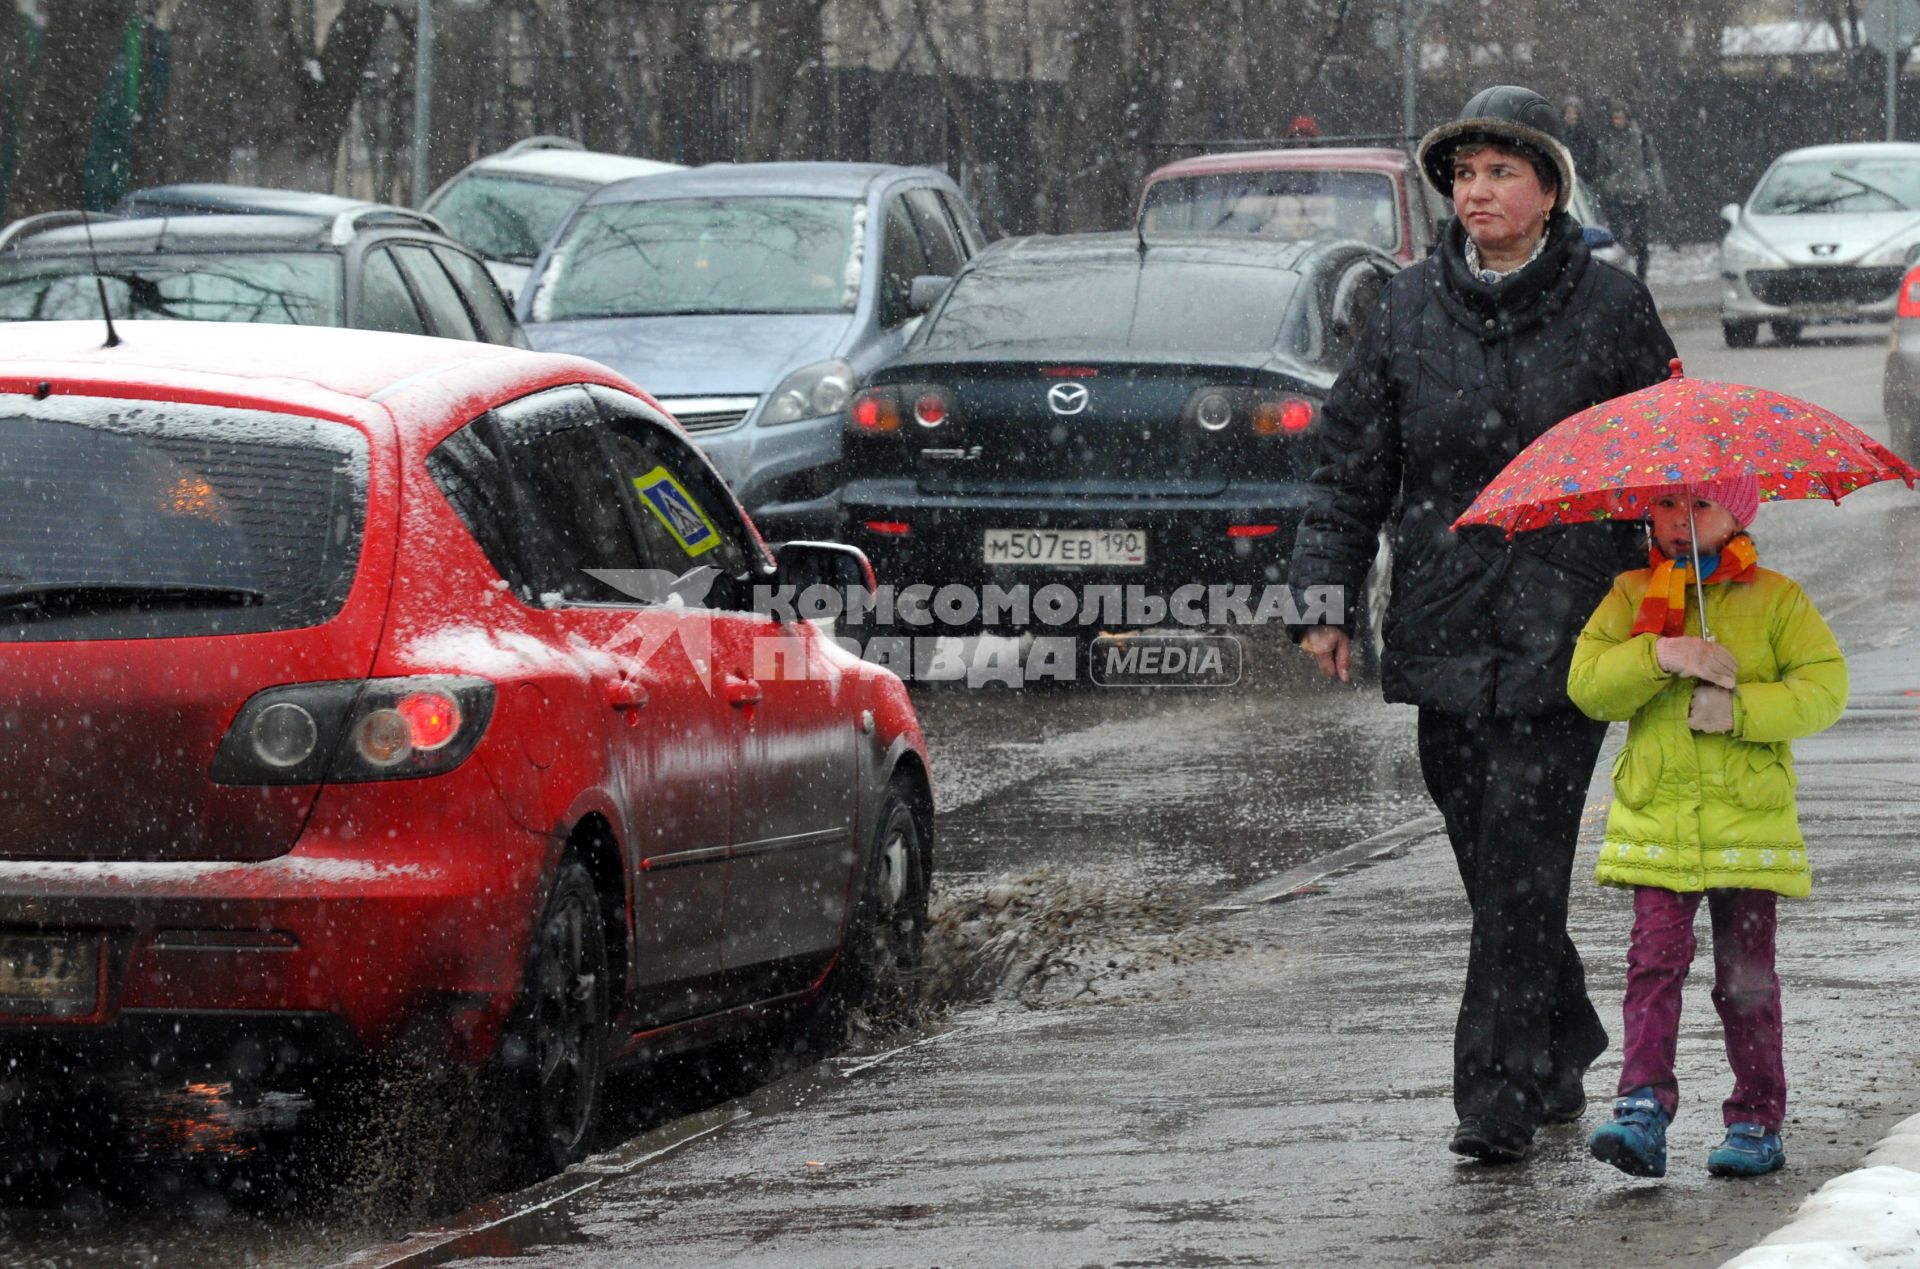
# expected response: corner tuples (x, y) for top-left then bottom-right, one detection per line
(495, 860), (611, 1177)
(1723, 320), (1759, 349)
(1771, 320), (1803, 345)
(836, 782), (931, 1021)
(1888, 392), (1917, 463)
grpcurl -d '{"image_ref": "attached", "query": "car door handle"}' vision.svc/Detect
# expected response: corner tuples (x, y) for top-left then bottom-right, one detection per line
(722, 674), (763, 708)
(605, 680), (649, 711)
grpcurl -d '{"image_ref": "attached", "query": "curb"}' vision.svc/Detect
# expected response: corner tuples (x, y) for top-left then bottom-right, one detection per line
(327, 1028), (971, 1269)
(1722, 1111), (1920, 1267)
(1206, 812), (1446, 910)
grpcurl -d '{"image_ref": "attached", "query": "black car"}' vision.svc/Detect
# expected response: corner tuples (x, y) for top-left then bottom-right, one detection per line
(836, 233), (1396, 636)
(0, 206), (524, 344)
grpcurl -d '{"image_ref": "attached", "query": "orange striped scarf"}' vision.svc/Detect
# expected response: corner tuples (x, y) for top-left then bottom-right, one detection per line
(1631, 533), (1759, 638)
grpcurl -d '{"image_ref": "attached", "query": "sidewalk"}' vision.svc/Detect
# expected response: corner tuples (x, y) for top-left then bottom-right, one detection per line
(350, 639), (1920, 1269)
(1645, 242), (1721, 326)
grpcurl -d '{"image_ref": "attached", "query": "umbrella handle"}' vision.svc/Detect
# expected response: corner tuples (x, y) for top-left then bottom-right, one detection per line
(1686, 493), (1713, 642)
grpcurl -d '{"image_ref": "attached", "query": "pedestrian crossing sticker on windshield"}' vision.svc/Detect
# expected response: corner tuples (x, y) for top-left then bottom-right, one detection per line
(632, 467), (720, 558)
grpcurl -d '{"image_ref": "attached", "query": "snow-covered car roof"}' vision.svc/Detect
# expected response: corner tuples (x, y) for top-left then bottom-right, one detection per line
(1767, 141), (1920, 166)
(465, 150), (683, 187)
(0, 320), (640, 445)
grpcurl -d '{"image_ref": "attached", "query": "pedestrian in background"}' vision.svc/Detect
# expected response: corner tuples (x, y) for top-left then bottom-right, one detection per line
(1561, 97), (1598, 187)
(1567, 480), (1847, 1180)
(1287, 85), (1678, 1165)
(1593, 101), (1666, 280)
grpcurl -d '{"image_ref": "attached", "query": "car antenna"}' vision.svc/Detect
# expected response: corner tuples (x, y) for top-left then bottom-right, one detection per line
(79, 210), (121, 348)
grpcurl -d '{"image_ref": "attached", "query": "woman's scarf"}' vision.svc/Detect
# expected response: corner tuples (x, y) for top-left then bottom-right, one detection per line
(1631, 533), (1759, 638)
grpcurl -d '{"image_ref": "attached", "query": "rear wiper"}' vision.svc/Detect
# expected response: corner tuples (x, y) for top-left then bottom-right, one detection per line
(0, 582), (267, 620)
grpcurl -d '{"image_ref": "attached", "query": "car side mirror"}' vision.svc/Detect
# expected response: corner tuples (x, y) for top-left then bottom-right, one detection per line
(1581, 224), (1617, 249)
(1720, 202), (1741, 226)
(1905, 242), (1920, 267)
(907, 274), (953, 317)
(773, 540), (876, 602)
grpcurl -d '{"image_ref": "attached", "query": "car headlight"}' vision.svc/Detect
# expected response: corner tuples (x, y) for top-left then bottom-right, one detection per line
(1720, 234), (1777, 270)
(758, 359), (857, 427)
(1866, 241), (1915, 267)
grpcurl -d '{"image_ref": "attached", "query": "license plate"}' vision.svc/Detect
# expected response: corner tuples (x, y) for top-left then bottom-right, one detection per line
(0, 934), (100, 1017)
(983, 528), (1147, 567)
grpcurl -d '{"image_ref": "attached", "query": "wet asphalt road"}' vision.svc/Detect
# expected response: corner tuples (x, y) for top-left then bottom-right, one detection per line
(2, 318), (1915, 1267)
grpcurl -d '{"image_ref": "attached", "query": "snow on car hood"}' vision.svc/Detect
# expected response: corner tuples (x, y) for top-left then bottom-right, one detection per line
(522, 312), (851, 398)
(1740, 209), (1920, 266)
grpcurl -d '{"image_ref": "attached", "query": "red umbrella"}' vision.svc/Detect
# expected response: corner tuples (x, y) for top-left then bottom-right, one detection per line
(1455, 358), (1917, 539)
(1453, 357), (1918, 638)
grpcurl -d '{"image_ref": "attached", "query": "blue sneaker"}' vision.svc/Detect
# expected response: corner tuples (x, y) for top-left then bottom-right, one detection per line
(1708, 1123), (1786, 1177)
(1589, 1088), (1669, 1178)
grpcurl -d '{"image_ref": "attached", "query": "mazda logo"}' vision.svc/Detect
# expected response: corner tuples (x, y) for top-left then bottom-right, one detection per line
(1811, 243), (1839, 256)
(1047, 383), (1090, 415)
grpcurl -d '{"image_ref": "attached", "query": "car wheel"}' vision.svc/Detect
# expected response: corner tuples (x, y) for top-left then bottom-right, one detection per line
(1723, 320), (1759, 348)
(497, 860), (610, 1176)
(1771, 320), (1803, 345)
(838, 783), (931, 1019)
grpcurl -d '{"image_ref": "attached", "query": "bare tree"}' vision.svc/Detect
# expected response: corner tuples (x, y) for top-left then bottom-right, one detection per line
(744, 0), (829, 160)
(8, 0), (138, 216)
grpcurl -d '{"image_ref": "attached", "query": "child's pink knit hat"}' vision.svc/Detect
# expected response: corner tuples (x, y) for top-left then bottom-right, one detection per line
(1687, 475), (1762, 528)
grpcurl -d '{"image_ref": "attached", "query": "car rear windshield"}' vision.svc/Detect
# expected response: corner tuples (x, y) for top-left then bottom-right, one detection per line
(916, 258), (1297, 357)
(1141, 170), (1400, 251)
(1, 396), (367, 642)
(0, 253), (342, 324)
(427, 173), (588, 264)
(530, 196), (862, 321)
(1751, 157), (1920, 215)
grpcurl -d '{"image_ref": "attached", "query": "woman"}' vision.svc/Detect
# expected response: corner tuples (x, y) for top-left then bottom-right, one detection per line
(1592, 101), (1666, 281)
(1286, 85), (1678, 1164)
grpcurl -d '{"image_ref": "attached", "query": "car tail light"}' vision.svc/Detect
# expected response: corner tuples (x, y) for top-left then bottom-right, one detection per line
(1253, 397), (1317, 436)
(1227, 524), (1280, 538)
(1899, 267), (1920, 318)
(211, 677), (495, 786)
(866, 520), (911, 536)
(850, 389), (901, 434)
(913, 391), (949, 428)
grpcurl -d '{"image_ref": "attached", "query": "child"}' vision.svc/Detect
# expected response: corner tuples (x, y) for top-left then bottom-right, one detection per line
(1566, 475), (1848, 1179)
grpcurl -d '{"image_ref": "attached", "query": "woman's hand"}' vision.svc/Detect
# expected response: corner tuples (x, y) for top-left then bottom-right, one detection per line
(1688, 684), (1735, 733)
(1656, 636), (1738, 688)
(1301, 626), (1353, 683)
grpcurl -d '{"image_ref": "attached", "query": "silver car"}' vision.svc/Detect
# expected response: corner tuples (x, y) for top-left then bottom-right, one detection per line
(423, 138), (681, 302)
(520, 162), (987, 538)
(1719, 142), (1920, 347)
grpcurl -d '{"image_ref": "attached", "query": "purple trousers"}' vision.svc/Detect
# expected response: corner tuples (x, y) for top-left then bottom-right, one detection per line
(1617, 885), (1786, 1131)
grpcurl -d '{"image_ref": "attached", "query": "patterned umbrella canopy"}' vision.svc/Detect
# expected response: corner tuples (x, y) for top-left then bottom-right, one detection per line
(1454, 358), (1918, 537)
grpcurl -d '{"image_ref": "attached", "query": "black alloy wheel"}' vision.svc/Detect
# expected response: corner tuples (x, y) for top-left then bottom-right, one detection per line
(1723, 320), (1759, 349)
(502, 861), (611, 1175)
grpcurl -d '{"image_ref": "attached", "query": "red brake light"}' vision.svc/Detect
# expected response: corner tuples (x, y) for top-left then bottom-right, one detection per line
(1227, 524), (1280, 538)
(851, 391), (900, 433)
(866, 521), (911, 536)
(913, 392), (948, 427)
(1041, 366), (1100, 377)
(397, 690), (462, 751)
(1900, 267), (1920, 318)
(1252, 397), (1317, 436)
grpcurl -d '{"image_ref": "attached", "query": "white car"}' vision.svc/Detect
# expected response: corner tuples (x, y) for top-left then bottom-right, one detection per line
(1718, 141), (1920, 347)
(423, 137), (681, 301)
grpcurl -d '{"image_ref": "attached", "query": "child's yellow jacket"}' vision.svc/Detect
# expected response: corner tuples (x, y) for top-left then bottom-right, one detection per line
(1567, 566), (1848, 897)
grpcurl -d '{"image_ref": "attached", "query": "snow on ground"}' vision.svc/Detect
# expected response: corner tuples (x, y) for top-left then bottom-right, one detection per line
(1647, 241), (1721, 288)
(1724, 1111), (1920, 1267)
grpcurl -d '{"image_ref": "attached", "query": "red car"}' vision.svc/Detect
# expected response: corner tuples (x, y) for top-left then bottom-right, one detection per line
(0, 321), (932, 1171)
(1138, 147), (1446, 265)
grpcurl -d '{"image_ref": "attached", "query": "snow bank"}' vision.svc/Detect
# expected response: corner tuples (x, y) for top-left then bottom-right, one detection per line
(1723, 1112), (1920, 1268)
